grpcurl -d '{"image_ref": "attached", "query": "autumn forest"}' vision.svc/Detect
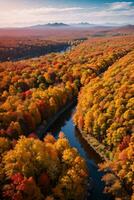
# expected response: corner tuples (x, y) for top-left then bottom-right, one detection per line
(0, 7), (134, 199)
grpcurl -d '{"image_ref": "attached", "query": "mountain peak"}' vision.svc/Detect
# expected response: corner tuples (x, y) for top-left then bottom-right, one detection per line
(46, 23), (69, 27)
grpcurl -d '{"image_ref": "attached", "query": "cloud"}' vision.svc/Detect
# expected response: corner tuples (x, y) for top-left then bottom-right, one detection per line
(22, 7), (84, 15)
(106, 1), (133, 10)
(0, 6), (84, 27)
(0, 3), (133, 27)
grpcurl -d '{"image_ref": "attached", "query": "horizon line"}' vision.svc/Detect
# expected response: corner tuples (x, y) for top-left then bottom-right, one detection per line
(0, 22), (133, 29)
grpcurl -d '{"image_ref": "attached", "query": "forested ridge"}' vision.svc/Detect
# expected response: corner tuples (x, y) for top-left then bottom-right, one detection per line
(0, 35), (134, 200)
(74, 50), (134, 199)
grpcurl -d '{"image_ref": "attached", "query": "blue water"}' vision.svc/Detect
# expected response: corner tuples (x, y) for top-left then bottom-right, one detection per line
(49, 106), (112, 200)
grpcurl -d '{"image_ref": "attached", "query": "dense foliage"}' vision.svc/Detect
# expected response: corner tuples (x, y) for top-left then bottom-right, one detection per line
(0, 83), (77, 138)
(0, 35), (134, 199)
(0, 36), (133, 140)
(0, 133), (88, 200)
(74, 50), (134, 199)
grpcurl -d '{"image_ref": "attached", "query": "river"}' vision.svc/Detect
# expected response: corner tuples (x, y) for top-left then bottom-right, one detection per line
(0, 43), (70, 62)
(47, 105), (112, 200)
(2, 42), (112, 199)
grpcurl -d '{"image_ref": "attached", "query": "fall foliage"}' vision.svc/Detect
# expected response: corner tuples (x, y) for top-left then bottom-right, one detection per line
(0, 134), (88, 200)
(0, 35), (134, 199)
(74, 50), (134, 199)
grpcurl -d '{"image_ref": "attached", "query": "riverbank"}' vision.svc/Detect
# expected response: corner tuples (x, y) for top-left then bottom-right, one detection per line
(78, 129), (131, 198)
(48, 106), (112, 200)
(36, 100), (76, 139)
(33, 92), (113, 199)
(35, 96), (129, 199)
(0, 42), (70, 62)
(79, 131), (110, 161)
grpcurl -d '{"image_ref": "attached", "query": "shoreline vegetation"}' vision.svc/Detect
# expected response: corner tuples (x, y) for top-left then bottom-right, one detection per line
(0, 38), (86, 62)
(73, 50), (134, 199)
(36, 100), (76, 139)
(35, 95), (130, 199)
(79, 129), (131, 198)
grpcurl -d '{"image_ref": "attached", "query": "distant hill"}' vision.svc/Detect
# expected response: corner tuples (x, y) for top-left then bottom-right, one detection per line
(72, 22), (96, 27)
(120, 24), (134, 30)
(31, 23), (69, 29)
(46, 23), (69, 27)
(113, 24), (134, 33)
(77, 22), (95, 26)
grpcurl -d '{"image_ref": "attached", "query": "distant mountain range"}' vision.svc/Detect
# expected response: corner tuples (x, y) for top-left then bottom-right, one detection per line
(29, 22), (107, 29)
(30, 23), (69, 28)
(29, 22), (134, 29)
(0, 23), (133, 38)
(1, 22), (134, 30)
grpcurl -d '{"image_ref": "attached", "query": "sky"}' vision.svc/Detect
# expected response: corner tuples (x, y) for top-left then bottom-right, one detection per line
(0, 0), (134, 27)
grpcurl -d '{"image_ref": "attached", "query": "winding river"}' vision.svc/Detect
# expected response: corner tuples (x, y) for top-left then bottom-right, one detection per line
(2, 43), (113, 200)
(47, 105), (112, 200)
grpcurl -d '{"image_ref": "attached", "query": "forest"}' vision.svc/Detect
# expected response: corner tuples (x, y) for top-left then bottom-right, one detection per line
(0, 34), (134, 200)
(0, 24), (132, 61)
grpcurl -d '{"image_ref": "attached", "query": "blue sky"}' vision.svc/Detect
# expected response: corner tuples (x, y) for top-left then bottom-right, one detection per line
(0, 0), (134, 27)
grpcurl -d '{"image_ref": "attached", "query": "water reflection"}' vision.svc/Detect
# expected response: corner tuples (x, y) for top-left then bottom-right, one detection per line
(48, 106), (112, 200)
